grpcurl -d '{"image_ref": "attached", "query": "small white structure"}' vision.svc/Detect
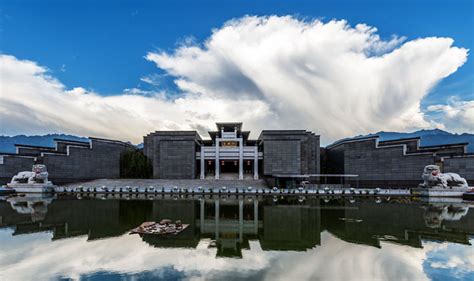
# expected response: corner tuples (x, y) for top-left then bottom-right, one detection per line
(7, 164), (54, 193)
(420, 165), (468, 189)
(413, 165), (470, 197)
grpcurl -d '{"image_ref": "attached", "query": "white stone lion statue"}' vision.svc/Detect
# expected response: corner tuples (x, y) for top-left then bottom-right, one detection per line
(10, 164), (51, 184)
(420, 165), (468, 189)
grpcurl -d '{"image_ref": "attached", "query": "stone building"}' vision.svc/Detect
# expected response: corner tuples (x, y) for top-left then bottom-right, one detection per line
(443, 155), (474, 180)
(0, 138), (135, 184)
(324, 136), (473, 187)
(144, 122), (320, 180)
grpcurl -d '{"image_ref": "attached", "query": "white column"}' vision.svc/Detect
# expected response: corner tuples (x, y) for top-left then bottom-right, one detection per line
(239, 139), (243, 180)
(215, 138), (220, 180)
(253, 145), (259, 180)
(200, 146), (205, 179)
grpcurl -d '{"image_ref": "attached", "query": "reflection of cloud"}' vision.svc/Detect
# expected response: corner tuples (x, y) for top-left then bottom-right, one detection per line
(258, 232), (430, 281)
(0, 229), (452, 281)
(0, 230), (268, 281)
(424, 240), (474, 280)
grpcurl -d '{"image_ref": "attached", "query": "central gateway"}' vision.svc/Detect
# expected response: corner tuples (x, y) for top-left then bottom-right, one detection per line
(198, 122), (260, 180)
(144, 122), (320, 180)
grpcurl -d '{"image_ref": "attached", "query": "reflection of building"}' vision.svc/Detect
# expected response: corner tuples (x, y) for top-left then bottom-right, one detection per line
(198, 198), (260, 257)
(0, 199), (152, 239)
(1, 197), (473, 254)
(144, 122), (320, 180)
(146, 200), (200, 248)
(260, 200), (321, 251)
(324, 200), (474, 248)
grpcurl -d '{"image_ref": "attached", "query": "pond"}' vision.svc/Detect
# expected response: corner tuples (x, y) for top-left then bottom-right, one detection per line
(0, 194), (473, 281)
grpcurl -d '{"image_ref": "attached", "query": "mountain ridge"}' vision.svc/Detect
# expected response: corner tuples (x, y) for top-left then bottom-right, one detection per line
(343, 129), (474, 152)
(0, 134), (89, 153)
(1, 129), (473, 154)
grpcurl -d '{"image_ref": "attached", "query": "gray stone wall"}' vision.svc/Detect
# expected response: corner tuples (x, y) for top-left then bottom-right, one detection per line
(345, 139), (433, 184)
(16, 147), (56, 157)
(43, 138), (135, 183)
(327, 138), (436, 187)
(263, 140), (301, 175)
(158, 140), (196, 179)
(259, 131), (320, 176)
(443, 156), (474, 182)
(0, 155), (35, 184)
(143, 131), (201, 179)
(325, 144), (345, 174)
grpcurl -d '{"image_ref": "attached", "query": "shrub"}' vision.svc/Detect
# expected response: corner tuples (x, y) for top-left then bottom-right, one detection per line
(120, 150), (153, 178)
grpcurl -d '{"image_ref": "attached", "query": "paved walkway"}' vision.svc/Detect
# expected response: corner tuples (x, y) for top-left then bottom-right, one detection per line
(64, 178), (268, 188)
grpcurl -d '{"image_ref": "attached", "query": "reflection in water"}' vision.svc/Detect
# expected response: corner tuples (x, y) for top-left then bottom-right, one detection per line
(7, 194), (54, 222)
(0, 195), (473, 280)
(423, 204), (469, 228)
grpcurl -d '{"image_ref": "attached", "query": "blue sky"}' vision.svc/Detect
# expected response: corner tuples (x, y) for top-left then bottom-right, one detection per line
(1, 0), (472, 101)
(0, 0), (473, 142)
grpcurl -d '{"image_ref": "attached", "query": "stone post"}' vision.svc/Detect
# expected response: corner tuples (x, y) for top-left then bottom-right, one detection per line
(254, 145), (259, 180)
(200, 146), (205, 179)
(215, 138), (220, 180)
(239, 139), (243, 180)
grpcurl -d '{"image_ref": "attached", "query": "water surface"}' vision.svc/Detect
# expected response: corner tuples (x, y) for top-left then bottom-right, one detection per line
(0, 194), (473, 281)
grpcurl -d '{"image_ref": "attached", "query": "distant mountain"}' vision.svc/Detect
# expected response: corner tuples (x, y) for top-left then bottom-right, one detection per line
(345, 129), (474, 153)
(2, 129), (473, 154)
(0, 134), (89, 153)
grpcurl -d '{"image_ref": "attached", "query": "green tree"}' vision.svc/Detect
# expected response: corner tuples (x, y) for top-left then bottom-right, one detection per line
(120, 150), (153, 178)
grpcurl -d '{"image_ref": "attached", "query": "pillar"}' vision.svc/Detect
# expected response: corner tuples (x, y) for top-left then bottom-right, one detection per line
(253, 145), (259, 180)
(239, 139), (243, 180)
(215, 138), (220, 180)
(200, 146), (205, 179)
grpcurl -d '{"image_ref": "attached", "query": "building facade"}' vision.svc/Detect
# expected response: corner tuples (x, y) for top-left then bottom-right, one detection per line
(324, 136), (474, 187)
(144, 122), (321, 180)
(0, 138), (135, 184)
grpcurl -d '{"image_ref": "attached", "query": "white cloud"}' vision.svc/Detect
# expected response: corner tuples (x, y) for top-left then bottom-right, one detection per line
(427, 97), (474, 133)
(0, 54), (270, 143)
(146, 16), (468, 142)
(0, 16), (470, 144)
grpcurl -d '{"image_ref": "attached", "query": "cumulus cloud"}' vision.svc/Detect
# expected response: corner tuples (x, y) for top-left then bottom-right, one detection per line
(0, 16), (470, 143)
(0, 54), (270, 143)
(146, 16), (468, 142)
(427, 97), (474, 132)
